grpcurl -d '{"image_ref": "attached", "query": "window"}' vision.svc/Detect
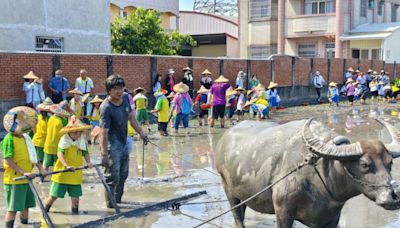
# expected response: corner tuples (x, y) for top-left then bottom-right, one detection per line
(378, 1), (384, 16)
(298, 44), (316, 57)
(325, 43), (335, 58)
(371, 49), (380, 59)
(352, 49), (360, 59)
(250, 45), (277, 59)
(392, 4), (399, 22)
(249, 0), (271, 20)
(35, 37), (63, 52)
(304, 0), (334, 14)
(360, 0), (368, 17)
(123, 11), (128, 18)
(361, 50), (369, 59)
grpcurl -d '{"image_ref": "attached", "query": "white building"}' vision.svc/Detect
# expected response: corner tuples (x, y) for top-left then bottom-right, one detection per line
(0, 0), (111, 53)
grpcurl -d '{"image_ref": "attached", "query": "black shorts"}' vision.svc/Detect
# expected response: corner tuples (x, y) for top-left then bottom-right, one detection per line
(199, 109), (208, 118)
(347, 95), (354, 102)
(213, 105), (225, 119)
(371, 91), (378, 97)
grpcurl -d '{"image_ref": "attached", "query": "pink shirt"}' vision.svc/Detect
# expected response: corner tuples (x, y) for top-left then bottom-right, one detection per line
(346, 83), (355, 96)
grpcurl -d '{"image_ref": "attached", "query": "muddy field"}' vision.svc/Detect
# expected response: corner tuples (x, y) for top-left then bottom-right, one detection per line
(2, 102), (400, 227)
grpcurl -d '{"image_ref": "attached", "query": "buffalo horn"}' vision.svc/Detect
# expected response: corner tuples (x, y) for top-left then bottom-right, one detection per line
(302, 118), (363, 160)
(376, 119), (400, 158)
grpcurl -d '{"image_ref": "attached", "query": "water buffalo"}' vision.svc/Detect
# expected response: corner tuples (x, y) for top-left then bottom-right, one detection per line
(216, 119), (400, 228)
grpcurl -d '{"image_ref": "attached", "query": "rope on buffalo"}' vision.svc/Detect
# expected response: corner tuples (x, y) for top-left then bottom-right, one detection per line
(194, 162), (308, 227)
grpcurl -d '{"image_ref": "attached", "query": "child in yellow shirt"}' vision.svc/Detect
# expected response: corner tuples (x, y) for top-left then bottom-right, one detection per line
(43, 102), (71, 171)
(2, 106), (45, 227)
(68, 89), (84, 120)
(32, 97), (54, 164)
(44, 116), (92, 214)
(89, 95), (103, 128)
(133, 87), (151, 132)
(151, 89), (170, 136)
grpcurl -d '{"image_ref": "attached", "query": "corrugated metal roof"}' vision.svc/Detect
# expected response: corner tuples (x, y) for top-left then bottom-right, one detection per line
(350, 22), (400, 33)
(340, 33), (391, 41)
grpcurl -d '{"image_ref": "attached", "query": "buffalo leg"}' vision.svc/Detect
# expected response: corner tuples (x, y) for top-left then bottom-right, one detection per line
(274, 204), (295, 228)
(221, 180), (246, 227)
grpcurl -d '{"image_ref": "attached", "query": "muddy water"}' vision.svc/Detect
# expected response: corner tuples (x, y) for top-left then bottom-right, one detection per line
(2, 103), (400, 227)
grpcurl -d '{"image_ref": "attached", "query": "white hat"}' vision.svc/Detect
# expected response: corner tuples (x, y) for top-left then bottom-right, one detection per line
(168, 69), (175, 74)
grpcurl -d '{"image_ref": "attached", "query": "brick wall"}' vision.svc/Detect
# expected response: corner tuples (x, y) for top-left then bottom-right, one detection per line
(0, 52), (398, 101)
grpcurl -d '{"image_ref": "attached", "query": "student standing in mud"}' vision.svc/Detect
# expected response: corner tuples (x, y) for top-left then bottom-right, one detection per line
(99, 75), (149, 208)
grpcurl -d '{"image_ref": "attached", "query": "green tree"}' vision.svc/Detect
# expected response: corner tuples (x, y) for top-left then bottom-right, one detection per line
(111, 7), (196, 55)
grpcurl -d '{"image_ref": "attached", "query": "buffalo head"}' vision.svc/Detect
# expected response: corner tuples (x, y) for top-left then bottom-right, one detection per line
(302, 118), (400, 210)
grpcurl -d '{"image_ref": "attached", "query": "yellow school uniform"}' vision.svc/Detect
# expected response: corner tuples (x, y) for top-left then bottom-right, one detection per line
(51, 135), (88, 185)
(155, 97), (170, 123)
(2, 134), (33, 185)
(69, 100), (83, 119)
(128, 122), (135, 136)
(44, 115), (68, 155)
(91, 108), (100, 122)
(32, 114), (48, 148)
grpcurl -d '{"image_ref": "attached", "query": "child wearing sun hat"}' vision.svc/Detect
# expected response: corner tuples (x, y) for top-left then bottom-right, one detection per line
(327, 82), (340, 106)
(151, 89), (170, 136)
(44, 115), (92, 215)
(2, 106), (45, 227)
(68, 89), (84, 120)
(32, 97), (54, 163)
(43, 101), (71, 171)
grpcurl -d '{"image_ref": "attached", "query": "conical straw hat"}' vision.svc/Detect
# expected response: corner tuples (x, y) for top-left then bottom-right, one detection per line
(69, 89), (83, 96)
(215, 75), (229, 83)
(255, 83), (266, 91)
(3, 106), (37, 135)
(82, 93), (90, 103)
(197, 86), (209, 94)
(235, 87), (246, 92)
(267, 82), (278, 89)
(90, 95), (103, 104)
(37, 97), (54, 112)
(173, 82), (189, 93)
(329, 82), (337, 87)
(134, 87), (146, 94)
(50, 102), (71, 117)
(60, 115), (91, 134)
(201, 69), (212, 75)
(226, 87), (237, 97)
(23, 71), (39, 80)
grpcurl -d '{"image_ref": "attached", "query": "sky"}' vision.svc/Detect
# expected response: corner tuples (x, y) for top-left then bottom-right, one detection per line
(179, 0), (195, 10)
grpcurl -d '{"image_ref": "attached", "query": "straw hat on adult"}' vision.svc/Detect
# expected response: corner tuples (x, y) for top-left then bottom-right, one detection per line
(69, 89), (83, 96)
(50, 102), (71, 117)
(134, 87), (146, 94)
(23, 71), (39, 80)
(267, 81), (279, 90)
(173, 82), (189, 93)
(90, 95), (103, 104)
(215, 75), (229, 83)
(60, 115), (91, 134)
(197, 85), (209, 94)
(345, 78), (354, 84)
(247, 89), (255, 97)
(235, 87), (246, 92)
(329, 82), (338, 87)
(367, 69), (373, 73)
(347, 67), (355, 72)
(37, 97), (54, 112)
(3, 106), (37, 135)
(201, 69), (212, 75)
(372, 71), (378, 76)
(378, 81), (385, 85)
(226, 87), (237, 97)
(182, 67), (192, 72)
(353, 81), (360, 86)
(154, 89), (168, 97)
(168, 68), (175, 74)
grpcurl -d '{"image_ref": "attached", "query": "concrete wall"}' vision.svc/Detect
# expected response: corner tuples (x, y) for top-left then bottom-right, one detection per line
(0, 0), (111, 53)
(383, 28), (400, 63)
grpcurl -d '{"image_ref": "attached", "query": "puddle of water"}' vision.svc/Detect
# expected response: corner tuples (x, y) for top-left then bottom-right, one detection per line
(1, 103), (400, 227)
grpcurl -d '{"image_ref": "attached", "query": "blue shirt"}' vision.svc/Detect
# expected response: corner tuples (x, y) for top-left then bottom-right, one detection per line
(48, 75), (70, 99)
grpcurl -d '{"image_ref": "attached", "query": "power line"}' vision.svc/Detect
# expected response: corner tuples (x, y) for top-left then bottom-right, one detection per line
(193, 0), (238, 16)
